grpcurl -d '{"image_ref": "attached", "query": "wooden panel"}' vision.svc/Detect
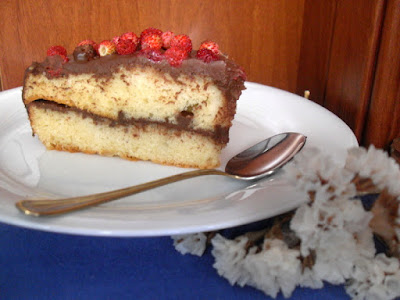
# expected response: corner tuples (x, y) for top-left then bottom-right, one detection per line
(363, 0), (400, 149)
(323, 0), (385, 142)
(296, 0), (337, 105)
(0, 0), (305, 92)
(392, 138), (400, 164)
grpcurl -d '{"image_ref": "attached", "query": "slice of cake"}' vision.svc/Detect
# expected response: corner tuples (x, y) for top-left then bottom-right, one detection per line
(22, 28), (246, 169)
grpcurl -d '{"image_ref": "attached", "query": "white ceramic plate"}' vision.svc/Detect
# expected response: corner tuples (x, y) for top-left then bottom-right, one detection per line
(0, 83), (358, 237)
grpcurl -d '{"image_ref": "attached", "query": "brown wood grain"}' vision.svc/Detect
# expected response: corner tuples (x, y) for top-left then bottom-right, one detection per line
(363, 0), (400, 149)
(296, 0), (337, 105)
(0, 0), (305, 92)
(323, 0), (385, 142)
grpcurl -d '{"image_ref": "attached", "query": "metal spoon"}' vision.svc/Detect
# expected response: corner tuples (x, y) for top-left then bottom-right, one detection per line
(16, 132), (306, 216)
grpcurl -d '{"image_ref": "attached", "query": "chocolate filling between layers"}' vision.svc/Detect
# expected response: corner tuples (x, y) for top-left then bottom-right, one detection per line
(28, 100), (230, 144)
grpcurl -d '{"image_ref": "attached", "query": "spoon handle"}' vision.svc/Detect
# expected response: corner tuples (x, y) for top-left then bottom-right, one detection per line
(16, 169), (228, 216)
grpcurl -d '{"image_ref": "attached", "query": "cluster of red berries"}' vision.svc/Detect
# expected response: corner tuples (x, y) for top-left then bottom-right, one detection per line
(46, 28), (221, 67)
(46, 46), (69, 63)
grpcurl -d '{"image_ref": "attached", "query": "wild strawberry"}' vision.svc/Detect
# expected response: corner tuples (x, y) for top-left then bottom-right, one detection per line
(164, 46), (188, 67)
(77, 40), (99, 53)
(170, 34), (192, 54)
(140, 27), (163, 41)
(161, 31), (174, 49)
(199, 40), (220, 55)
(111, 35), (121, 45)
(98, 40), (116, 56)
(141, 33), (163, 50)
(139, 49), (164, 62)
(46, 45), (67, 57)
(114, 32), (139, 55)
(120, 32), (139, 44)
(116, 39), (137, 55)
(59, 54), (70, 63)
(73, 44), (98, 62)
(196, 48), (219, 63)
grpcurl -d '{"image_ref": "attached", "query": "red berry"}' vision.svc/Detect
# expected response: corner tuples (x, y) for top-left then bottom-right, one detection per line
(46, 45), (67, 57)
(161, 31), (174, 49)
(120, 32), (139, 46)
(73, 44), (98, 62)
(196, 48), (219, 63)
(164, 47), (188, 67)
(139, 49), (164, 62)
(199, 40), (220, 55)
(77, 40), (99, 53)
(59, 54), (70, 63)
(98, 40), (116, 56)
(116, 39), (137, 55)
(141, 33), (163, 50)
(111, 35), (121, 45)
(140, 27), (162, 42)
(170, 34), (192, 54)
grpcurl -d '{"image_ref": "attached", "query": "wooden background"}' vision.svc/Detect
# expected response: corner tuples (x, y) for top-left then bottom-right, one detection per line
(0, 0), (399, 150)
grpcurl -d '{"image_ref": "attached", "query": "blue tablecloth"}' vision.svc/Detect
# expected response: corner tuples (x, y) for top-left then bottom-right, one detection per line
(0, 221), (350, 300)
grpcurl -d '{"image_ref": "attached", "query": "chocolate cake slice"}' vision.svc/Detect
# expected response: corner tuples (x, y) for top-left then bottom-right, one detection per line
(22, 29), (246, 169)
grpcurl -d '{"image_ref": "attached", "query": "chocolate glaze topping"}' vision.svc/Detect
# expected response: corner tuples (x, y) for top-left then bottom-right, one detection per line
(73, 44), (99, 62)
(25, 51), (246, 105)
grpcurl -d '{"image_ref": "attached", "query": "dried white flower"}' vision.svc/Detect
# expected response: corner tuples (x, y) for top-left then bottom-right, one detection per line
(172, 233), (207, 256)
(243, 239), (302, 298)
(211, 234), (251, 286)
(309, 229), (374, 285)
(291, 196), (373, 256)
(346, 145), (400, 196)
(290, 187), (375, 286)
(284, 147), (357, 199)
(346, 254), (400, 300)
(299, 267), (324, 289)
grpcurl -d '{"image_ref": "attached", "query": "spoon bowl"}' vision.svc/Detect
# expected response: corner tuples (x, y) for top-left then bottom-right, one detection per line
(16, 132), (306, 216)
(225, 132), (306, 180)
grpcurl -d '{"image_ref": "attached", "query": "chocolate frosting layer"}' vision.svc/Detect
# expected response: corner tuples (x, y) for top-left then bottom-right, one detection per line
(25, 51), (246, 105)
